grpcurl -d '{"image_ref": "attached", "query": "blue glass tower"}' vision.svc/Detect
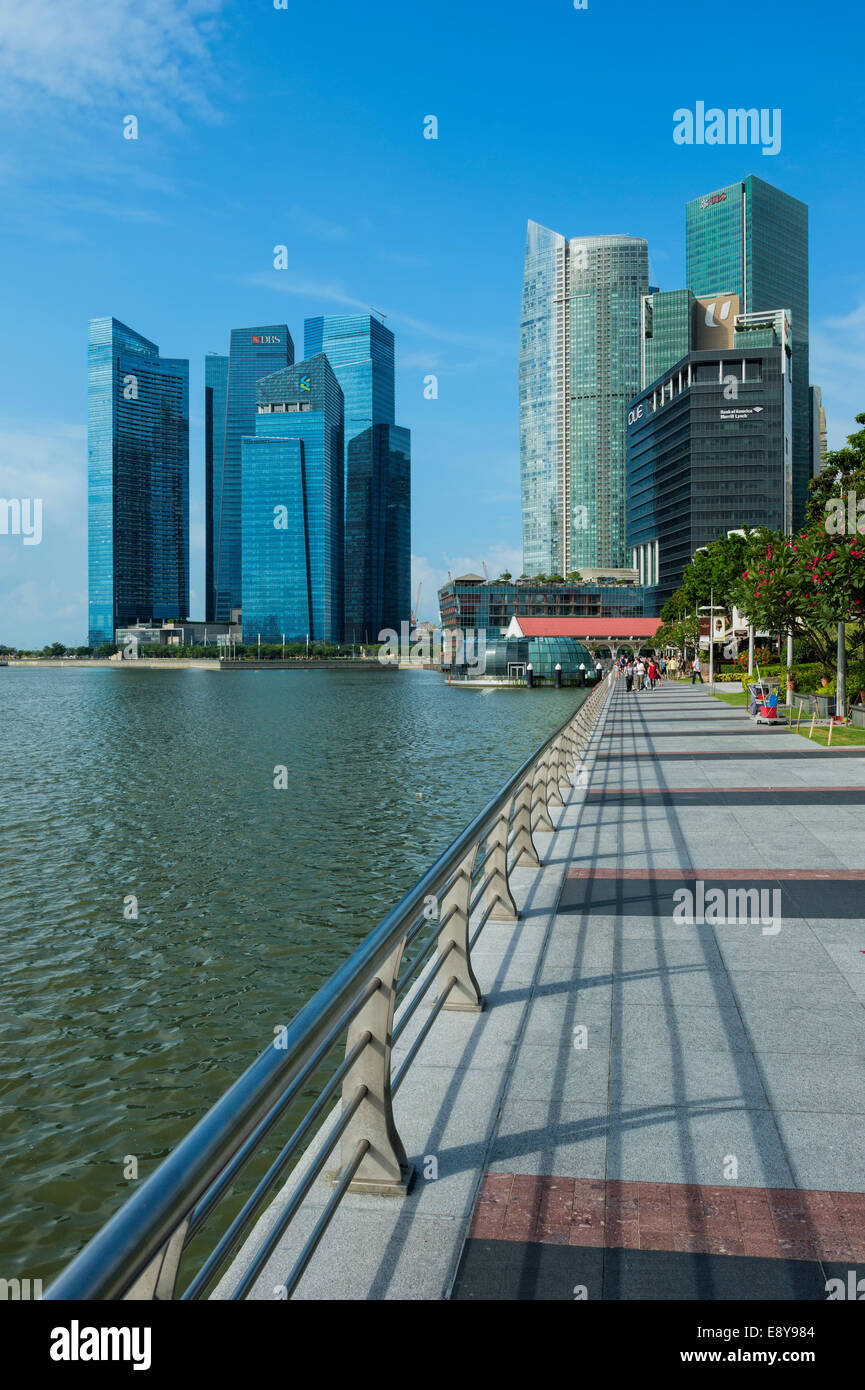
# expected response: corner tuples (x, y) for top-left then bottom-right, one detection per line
(304, 314), (410, 640)
(205, 325), (294, 622)
(240, 355), (343, 644)
(88, 317), (189, 648)
(304, 314), (395, 444)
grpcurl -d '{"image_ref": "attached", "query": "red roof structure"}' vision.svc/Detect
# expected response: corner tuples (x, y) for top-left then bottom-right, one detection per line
(512, 616), (661, 638)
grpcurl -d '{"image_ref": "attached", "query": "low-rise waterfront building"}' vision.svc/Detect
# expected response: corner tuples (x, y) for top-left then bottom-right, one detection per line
(438, 573), (650, 637)
(115, 619), (241, 649)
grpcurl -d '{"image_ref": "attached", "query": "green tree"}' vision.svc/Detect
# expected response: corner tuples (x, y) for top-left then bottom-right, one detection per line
(805, 412), (865, 533)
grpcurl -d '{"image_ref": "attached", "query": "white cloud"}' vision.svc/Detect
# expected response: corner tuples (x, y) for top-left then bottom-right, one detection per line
(287, 207), (351, 242)
(810, 299), (865, 449)
(0, 421), (87, 507)
(242, 275), (510, 354)
(0, 421), (88, 645)
(0, 0), (225, 117)
(411, 543), (524, 623)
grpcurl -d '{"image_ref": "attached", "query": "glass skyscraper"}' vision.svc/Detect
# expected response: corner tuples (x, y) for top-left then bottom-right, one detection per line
(304, 314), (410, 640)
(685, 176), (811, 528)
(520, 222), (649, 575)
(627, 312), (793, 606)
(240, 355), (344, 645)
(88, 317), (189, 648)
(304, 314), (395, 444)
(205, 325), (294, 622)
(343, 424), (411, 643)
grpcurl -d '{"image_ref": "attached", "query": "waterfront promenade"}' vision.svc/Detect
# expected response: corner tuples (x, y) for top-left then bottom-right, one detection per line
(219, 679), (865, 1300)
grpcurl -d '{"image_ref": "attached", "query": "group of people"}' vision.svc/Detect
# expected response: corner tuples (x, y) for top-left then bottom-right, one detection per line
(618, 655), (662, 692)
(615, 653), (705, 689)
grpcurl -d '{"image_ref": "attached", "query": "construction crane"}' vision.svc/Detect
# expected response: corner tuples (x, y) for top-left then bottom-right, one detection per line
(410, 581), (422, 625)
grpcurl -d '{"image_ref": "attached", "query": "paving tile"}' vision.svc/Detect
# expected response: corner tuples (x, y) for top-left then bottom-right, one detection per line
(609, 1046), (767, 1112)
(604, 1107), (795, 1189)
(486, 1100), (608, 1180)
(773, 1111), (865, 1193)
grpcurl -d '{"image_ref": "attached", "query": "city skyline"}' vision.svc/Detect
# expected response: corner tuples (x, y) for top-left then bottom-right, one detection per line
(1, 0), (863, 645)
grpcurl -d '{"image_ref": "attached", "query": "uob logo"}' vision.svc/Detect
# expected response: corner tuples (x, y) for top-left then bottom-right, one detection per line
(704, 299), (733, 329)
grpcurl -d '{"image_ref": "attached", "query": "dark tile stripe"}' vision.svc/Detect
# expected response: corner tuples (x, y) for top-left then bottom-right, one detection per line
(584, 789), (865, 806)
(452, 1238), (857, 1300)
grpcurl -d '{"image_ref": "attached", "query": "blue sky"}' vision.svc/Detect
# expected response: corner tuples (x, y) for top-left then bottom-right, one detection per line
(1, 0), (863, 645)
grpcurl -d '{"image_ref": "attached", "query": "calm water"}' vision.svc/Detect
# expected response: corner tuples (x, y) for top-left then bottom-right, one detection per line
(0, 667), (585, 1282)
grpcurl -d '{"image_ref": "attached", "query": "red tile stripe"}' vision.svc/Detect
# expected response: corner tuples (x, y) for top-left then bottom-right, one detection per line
(566, 868), (865, 881)
(469, 1176), (865, 1261)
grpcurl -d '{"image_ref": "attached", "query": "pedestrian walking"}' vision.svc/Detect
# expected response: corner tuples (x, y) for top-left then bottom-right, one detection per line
(625, 661), (634, 692)
(691, 655), (704, 684)
(635, 658), (646, 691)
(647, 659), (658, 690)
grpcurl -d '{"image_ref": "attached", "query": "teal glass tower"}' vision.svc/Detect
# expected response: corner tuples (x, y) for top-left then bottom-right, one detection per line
(88, 317), (189, 648)
(304, 314), (410, 640)
(685, 176), (810, 527)
(240, 356), (343, 644)
(205, 325), (294, 622)
(520, 222), (649, 575)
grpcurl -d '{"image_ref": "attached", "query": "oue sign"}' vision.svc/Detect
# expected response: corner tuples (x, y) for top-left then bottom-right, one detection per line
(628, 404), (644, 426)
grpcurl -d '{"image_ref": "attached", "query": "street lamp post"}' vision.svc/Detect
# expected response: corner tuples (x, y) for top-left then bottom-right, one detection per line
(699, 590), (724, 687)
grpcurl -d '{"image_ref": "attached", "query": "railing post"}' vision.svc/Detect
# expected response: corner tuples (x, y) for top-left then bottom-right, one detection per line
(531, 752), (554, 833)
(123, 1220), (189, 1300)
(438, 847), (484, 1010)
(510, 775), (540, 868)
(545, 736), (565, 807)
(557, 730), (575, 793)
(338, 941), (414, 1195)
(483, 796), (519, 921)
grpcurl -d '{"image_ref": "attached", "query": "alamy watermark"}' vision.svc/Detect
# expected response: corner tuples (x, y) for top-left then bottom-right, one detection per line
(673, 103), (781, 156)
(824, 492), (865, 535)
(377, 623), (486, 672)
(673, 881), (781, 935)
(0, 497), (42, 545)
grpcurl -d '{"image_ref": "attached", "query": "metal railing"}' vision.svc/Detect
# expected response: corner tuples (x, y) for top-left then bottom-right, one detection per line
(45, 672), (613, 1301)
